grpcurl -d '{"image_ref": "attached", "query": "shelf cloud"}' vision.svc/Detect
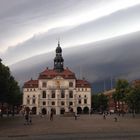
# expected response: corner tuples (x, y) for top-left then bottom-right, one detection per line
(0, 0), (140, 88)
(0, 0), (140, 65)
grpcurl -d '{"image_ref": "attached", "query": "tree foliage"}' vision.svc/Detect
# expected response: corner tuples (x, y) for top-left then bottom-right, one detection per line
(115, 79), (129, 101)
(112, 79), (129, 112)
(92, 93), (108, 112)
(126, 85), (140, 114)
(112, 79), (140, 115)
(0, 59), (21, 106)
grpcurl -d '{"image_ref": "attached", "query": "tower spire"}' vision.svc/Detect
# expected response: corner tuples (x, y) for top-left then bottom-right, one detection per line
(54, 41), (64, 72)
(58, 39), (60, 46)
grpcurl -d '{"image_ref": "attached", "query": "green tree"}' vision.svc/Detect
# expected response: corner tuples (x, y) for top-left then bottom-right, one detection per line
(126, 86), (140, 117)
(0, 59), (21, 117)
(0, 59), (10, 104)
(92, 93), (108, 113)
(113, 79), (129, 114)
(98, 93), (108, 112)
(7, 76), (21, 116)
(92, 94), (99, 111)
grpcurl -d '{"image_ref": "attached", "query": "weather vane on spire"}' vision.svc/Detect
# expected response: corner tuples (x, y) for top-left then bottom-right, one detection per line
(58, 37), (60, 46)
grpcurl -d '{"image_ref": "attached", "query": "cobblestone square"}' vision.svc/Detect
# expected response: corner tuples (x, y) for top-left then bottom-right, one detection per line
(0, 114), (140, 140)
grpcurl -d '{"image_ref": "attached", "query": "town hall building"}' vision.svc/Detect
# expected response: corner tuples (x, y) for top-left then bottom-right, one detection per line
(23, 42), (91, 115)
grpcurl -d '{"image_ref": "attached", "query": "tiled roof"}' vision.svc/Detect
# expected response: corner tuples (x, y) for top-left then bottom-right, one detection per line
(76, 79), (91, 88)
(38, 67), (76, 79)
(132, 80), (140, 87)
(23, 79), (38, 88)
(132, 80), (140, 84)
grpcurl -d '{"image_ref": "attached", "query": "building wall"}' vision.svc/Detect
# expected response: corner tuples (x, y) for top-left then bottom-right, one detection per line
(76, 88), (91, 110)
(23, 88), (39, 114)
(23, 79), (91, 115)
(103, 89), (128, 113)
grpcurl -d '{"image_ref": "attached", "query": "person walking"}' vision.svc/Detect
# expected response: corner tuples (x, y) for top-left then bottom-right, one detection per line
(114, 117), (118, 122)
(74, 112), (78, 120)
(24, 112), (29, 125)
(29, 111), (32, 125)
(50, 109), (54, 121)
(103, 113), (106, 120)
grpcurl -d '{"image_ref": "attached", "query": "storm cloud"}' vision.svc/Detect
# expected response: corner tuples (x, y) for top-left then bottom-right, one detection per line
(0, 0), (140, 65)
(0, 0), (140, 91)
(10, 31), (140, 86)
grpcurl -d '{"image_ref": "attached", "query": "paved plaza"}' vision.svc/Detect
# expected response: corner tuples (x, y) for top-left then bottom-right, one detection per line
(0, 114), (140, 140)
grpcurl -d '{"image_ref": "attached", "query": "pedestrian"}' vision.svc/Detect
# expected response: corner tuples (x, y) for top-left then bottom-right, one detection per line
(29, 111), (32, 125)
(114, 117), (118, 122)
(24, 112), (29, 125)
(103, 113), (106, 120)
(50, 109), (54, 121)
(74, 112), (78, 120)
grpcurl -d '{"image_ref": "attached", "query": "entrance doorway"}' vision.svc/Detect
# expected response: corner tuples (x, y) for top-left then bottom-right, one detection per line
(42, 108), (47, 115)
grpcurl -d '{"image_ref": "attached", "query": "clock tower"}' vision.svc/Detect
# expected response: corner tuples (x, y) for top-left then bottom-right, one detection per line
(54, 41), (64, 72)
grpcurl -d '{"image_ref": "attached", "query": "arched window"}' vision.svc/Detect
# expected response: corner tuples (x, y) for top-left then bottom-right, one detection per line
(42, 91), (46, 98)
(52, 101), (55, 105)
(61, 90), (65, 98)
(83, 107), (89, 114)
(79, 99), (81, 104)
(32, 99), (36, 104)
(43, 101), (46, 105)
(51, 90), (55, 98)
(27, 99), (30, 104)
(69, 91), (73, 98)
(61, 101), (65, 106)
(84, 99), (87, 104)
(69, 102), (73, 106)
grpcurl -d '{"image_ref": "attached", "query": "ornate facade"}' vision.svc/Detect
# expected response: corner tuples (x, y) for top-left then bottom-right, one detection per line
(23, 42), (91, 115)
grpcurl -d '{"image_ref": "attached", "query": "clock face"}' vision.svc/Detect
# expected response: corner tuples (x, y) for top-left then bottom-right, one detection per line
(56, 80), (60, 87)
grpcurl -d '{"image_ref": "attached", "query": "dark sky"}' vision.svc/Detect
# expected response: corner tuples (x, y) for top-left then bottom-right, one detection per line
(10, 31), (140, 87)
(0, 0), (140, 65)
(0, 0), (140, 90)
